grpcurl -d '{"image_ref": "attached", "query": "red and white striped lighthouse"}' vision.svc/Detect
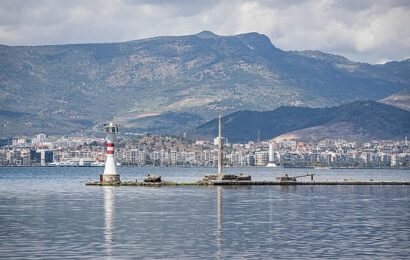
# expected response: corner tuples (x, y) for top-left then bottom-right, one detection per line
(101, 122), (120, 183)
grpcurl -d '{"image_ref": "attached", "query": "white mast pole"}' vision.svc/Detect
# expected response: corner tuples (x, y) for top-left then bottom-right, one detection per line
(217, 115), (222, 178)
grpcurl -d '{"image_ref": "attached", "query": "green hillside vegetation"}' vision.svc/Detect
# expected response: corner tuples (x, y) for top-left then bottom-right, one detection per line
(1, 31), (409, 136)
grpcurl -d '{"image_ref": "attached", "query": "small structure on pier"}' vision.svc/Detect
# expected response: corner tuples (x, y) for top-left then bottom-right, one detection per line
(100, 122), (121, 184)
(276, 173), (315, 182)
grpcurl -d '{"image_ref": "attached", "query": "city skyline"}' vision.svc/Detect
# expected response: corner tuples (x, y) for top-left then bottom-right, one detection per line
(2, 133), (409, 168)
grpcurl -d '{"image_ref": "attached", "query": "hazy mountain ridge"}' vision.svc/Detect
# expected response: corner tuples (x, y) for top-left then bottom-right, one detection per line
(1, 31), (409, 136)
(196, 101), (410, 142)
(380, 87), (410, 112)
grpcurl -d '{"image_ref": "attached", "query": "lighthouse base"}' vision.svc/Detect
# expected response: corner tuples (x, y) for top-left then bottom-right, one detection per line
(100, 174), (121, 184)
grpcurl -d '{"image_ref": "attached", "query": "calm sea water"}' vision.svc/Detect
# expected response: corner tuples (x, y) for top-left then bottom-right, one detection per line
(0, 167), (409, 259)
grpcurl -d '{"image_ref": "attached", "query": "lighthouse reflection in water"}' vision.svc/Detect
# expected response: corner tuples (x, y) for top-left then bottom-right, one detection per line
(104, 187), (115, 258)
(102, 186), (225, 259)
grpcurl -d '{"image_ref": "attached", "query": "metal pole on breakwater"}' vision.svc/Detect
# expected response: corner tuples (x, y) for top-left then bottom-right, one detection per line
(217, 115), (223, 180)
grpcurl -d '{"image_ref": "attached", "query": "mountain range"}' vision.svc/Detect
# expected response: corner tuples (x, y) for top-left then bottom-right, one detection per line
(0, 31), (409, 137)
(196, 101), (410, 143)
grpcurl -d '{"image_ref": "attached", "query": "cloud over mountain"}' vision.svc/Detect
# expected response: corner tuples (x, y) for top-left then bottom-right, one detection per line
(0, 0), (409, 63)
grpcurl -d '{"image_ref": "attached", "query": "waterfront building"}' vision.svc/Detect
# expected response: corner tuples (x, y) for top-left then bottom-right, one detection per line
(214, 137), (228, 146)
(255, 151), (269, 166)
(33, 133), (47, 144)
(40, 150), (53, 166)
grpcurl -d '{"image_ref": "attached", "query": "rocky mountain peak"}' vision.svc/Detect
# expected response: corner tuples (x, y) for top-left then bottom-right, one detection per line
(195, 31), (219, 39)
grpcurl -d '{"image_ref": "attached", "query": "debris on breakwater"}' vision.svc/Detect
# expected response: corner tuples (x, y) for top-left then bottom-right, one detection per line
(237, 174), (252, 181)
(197, 173), (252, 185)
(276, 173), (315, 182)
(144, 174), (162, 183)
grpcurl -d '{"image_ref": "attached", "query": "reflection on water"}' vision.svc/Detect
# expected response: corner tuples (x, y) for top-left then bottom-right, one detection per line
(216, 186), (222, 260)
(104, 187), (114, 259)
(0, 167), (409, 259)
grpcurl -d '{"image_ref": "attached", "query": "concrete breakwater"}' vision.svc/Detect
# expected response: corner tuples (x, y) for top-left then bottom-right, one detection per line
(211, 180), (410, 185)
(86, 180), (410, 186)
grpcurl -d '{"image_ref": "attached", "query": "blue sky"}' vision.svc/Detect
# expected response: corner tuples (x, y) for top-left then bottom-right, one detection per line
(0, 0), (409, 64)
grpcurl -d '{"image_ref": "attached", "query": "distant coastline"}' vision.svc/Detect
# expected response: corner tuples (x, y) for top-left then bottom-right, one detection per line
(1, 165), (410, 170)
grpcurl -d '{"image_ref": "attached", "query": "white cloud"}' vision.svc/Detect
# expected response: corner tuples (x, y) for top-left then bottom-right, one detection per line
(0, 0), (408, 63)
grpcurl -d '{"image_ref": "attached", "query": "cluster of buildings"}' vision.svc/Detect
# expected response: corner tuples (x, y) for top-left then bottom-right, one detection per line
(1, 133), (409, 168)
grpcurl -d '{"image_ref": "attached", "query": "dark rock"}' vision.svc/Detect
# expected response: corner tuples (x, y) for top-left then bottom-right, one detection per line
(144, 174), (161, 183)
(237, 174), (252, 181)
(222, 174), (239, 180)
